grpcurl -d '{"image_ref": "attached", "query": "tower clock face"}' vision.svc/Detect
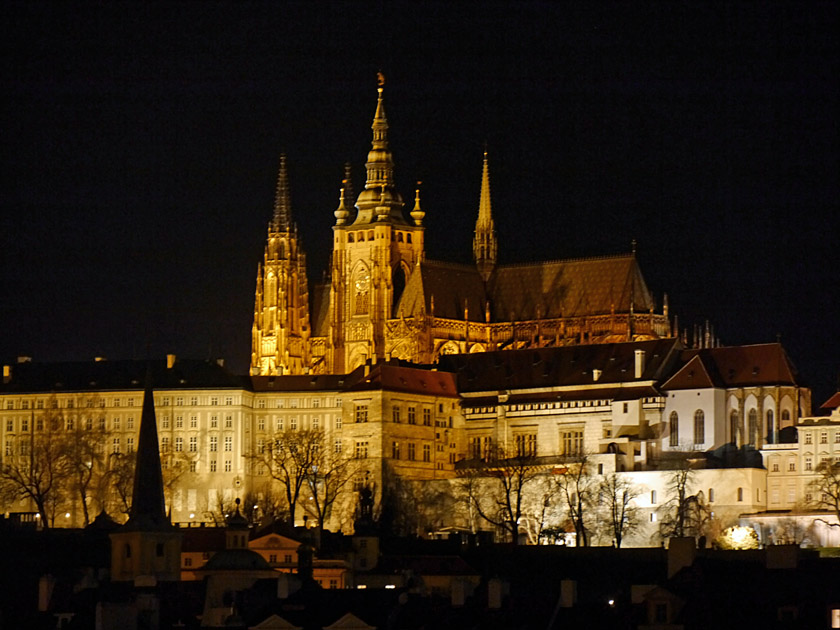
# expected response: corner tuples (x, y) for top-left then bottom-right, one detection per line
(354, 274), (370, 292)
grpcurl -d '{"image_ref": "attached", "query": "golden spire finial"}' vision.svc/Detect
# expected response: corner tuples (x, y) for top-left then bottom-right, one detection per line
(377, 71), (385, 92)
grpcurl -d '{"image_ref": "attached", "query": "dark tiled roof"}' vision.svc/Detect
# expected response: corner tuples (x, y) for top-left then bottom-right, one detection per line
(664, 343), (799, 390)
(489, 254), (654, 320)
(251, 373), (346, 392)
(395, 254), (658, 325)
(0, 358), (246, 394)
(439, 339), (682, 393)
(396, 260), (487, 321)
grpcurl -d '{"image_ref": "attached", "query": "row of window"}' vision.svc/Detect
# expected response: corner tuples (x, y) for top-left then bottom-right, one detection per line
(668, 410), (706, 447)
(255, 398), (339, 409)
(390, 441), (433, 462)
(255, 415), (330, 432)
(802, 430), (840, 445)
(160, 415), (234, 430)
(2, 395), (246, 410)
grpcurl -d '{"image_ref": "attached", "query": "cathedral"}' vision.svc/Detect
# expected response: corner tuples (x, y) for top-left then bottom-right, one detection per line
(250, 79), (673, 377)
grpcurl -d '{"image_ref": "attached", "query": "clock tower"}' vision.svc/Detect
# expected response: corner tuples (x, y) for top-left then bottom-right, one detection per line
(327, 77), (425, 373)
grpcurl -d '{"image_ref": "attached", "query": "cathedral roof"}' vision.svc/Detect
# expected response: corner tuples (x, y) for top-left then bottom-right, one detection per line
(393, 253), (656, 325)
(489, 253), (654, 320)
(396, 260), (487, 321)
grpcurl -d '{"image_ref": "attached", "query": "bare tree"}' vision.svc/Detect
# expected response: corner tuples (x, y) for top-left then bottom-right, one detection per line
(300, 439), (357, 536)
(0, 408), (69, 528)
(460, 447), (545, 545)
(64, 418), (108, 526)
(657, 456), (710, 540)
(105, 451), (135, 517)
(248, 428), (321, 525)
(553, 454), (597, 547)
(810, 460), (840, 528)
(598, 473), (641, 548)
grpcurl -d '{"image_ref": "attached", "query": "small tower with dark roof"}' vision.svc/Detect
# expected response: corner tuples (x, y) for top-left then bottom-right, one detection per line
(109, 367), (182, 582)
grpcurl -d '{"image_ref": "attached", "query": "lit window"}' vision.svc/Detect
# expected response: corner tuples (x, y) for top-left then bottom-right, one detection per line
(175, 437), (183, 452)
(355, 404), (368, 423)
(355, 441), (368, 459)
(224, 460), (231, 472)
(190, 416), (197, 428)
(189, 436), (197, 452)
(669, 411), (679, 447)
(224, 436), (232, 452)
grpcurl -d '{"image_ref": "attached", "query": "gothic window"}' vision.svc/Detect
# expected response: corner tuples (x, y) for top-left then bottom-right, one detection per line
(392, 263), (408, 317)
(730, 410), (739, 444)
(353, 268), (370, 315)
(766, 409), (774, 440)
(748, 409), (758, 445)
(669, 411), (679, 447)
(693, 410), (705, 446)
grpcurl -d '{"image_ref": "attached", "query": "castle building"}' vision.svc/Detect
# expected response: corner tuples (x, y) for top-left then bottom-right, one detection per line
(251, 80), (673, 377)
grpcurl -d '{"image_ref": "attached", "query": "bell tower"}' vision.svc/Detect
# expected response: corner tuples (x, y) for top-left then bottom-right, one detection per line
(328, 75), (425, 373)
(250, 155), (312, 375)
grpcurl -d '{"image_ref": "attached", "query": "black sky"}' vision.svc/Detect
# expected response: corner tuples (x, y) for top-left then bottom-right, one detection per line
(1, 2), (838, 404)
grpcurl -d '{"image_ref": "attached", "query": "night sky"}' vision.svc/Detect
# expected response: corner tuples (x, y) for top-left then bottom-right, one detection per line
(2, 3), (837, 405)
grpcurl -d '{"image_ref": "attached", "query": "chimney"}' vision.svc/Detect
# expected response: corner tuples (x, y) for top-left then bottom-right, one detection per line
(593, 369), (602, 382)
(166, 354), (176, 369)
(3, 365), (10, 384)
(634, 349), (645, 378)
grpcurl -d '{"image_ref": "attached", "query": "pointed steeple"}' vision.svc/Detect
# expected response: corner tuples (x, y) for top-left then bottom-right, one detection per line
(473, 150), (498, 281)
(125, 366), (170, 531)
(354, 74), (403, 224)
(272, 154), (292, 231)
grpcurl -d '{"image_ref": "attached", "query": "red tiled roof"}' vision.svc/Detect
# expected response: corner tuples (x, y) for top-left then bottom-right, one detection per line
(820, 392), (840, 410)
(663, 343), (798, 390)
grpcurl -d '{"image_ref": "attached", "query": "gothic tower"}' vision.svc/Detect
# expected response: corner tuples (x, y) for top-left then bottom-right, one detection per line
(473, 151), (498, 282)
(327, 76), (426, 373)
(110, 368), (182, 582)
(250, 155), (312, 375)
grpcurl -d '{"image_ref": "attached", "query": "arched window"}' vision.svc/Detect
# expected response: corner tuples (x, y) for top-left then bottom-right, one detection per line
(766, 409), (775, 442)
(781, 409), (791, 424)
(669, 411), (679, 447)
(391, 263), (408, 317)
(693, 410), (705, 446)
(730, 410), (739, 445)
(748, 409), (758, 445)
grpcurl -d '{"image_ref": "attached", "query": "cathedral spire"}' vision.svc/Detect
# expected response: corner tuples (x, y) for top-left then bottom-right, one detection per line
(126, 366), (170, 531)
(473, 150), (498, 281)
(272, 154), (292, 231)
(354, 74), (403, 224)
